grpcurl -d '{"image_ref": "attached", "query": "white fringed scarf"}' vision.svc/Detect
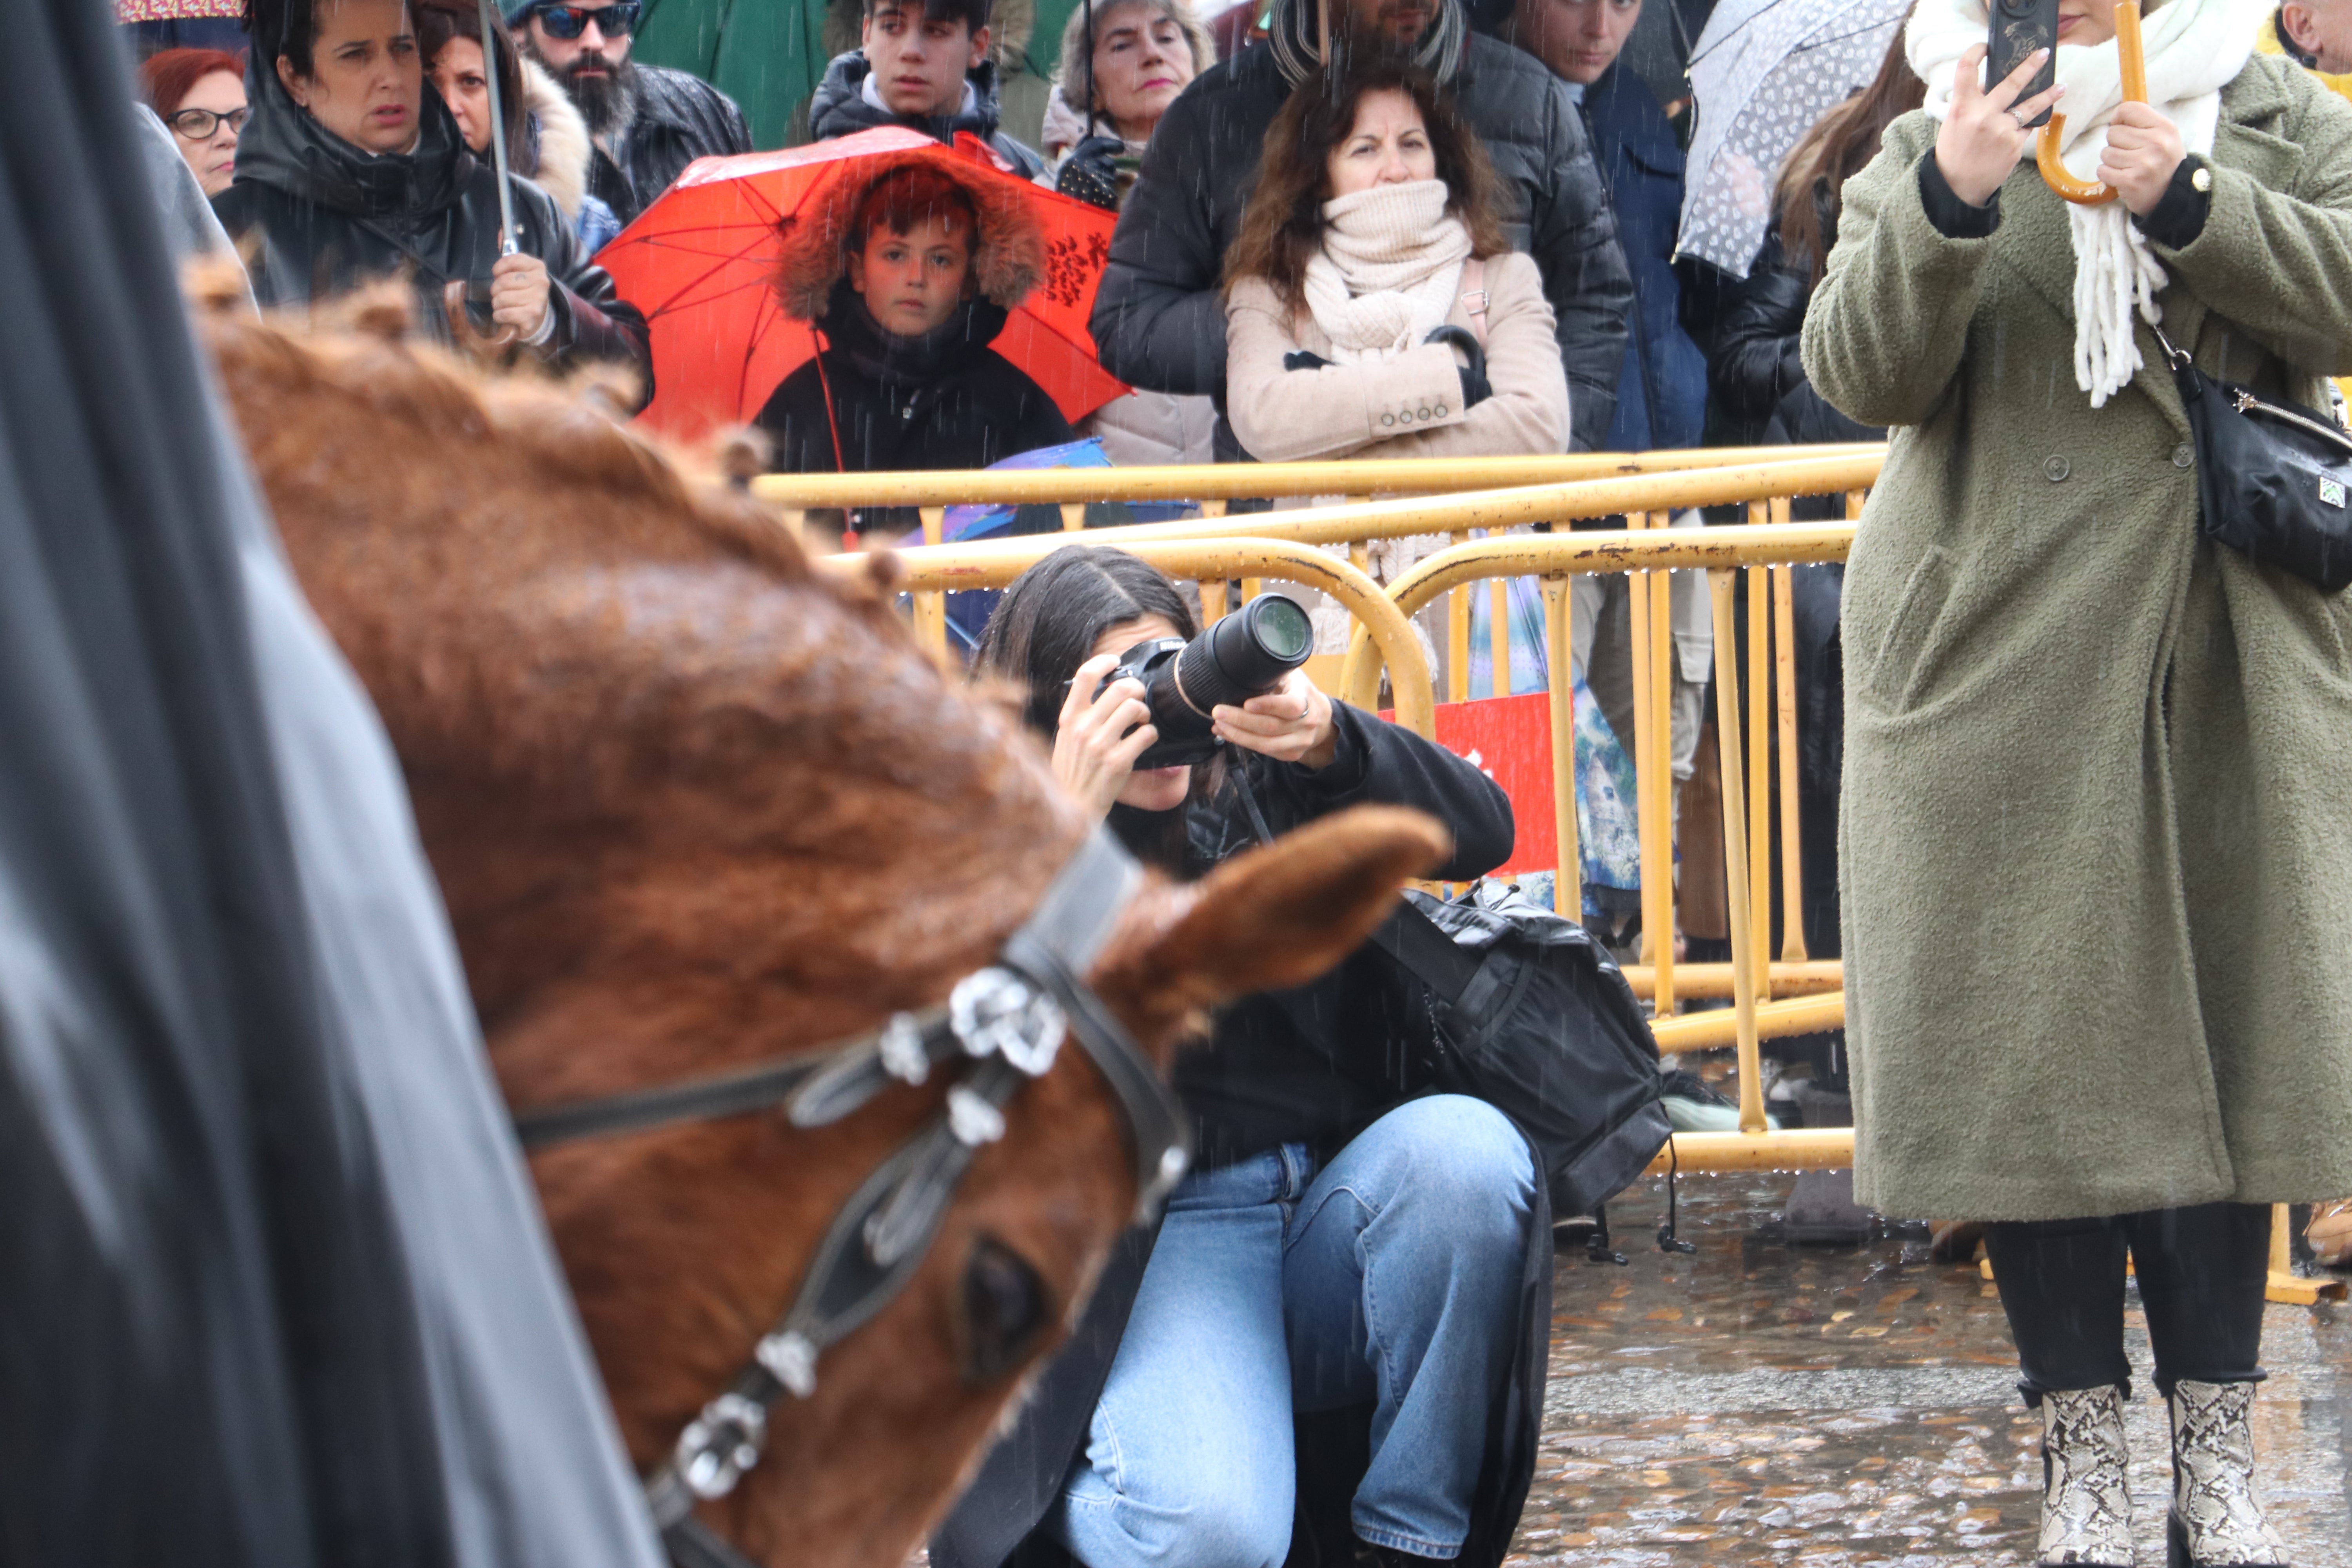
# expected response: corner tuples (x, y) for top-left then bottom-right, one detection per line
(1907, 0), (2268, 405)
(1300, 180), (1472, 364)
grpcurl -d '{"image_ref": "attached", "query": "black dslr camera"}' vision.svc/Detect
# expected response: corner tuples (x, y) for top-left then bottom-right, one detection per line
(1098, 594), (1316, 769)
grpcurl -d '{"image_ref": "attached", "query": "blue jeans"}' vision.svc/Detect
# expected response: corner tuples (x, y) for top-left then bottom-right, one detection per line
(1045, 1095), (1536, 1568)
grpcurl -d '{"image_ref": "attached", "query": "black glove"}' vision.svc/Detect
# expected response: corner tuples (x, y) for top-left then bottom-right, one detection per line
(1055, 135), (1125, 212)
(1424, 324), (1491, 410)
(1283, 348), (1334, 371)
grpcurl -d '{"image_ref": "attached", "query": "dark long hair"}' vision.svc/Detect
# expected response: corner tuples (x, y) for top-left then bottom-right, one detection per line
(1772, 15), (1923, 286)
(413, 0), (533, 171)
(972, 547), (1211, 872)
(1223, 60), (1509, 310)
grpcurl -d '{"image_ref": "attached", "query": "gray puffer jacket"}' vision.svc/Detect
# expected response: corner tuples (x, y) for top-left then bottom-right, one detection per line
(1090, 0), (1632, 453)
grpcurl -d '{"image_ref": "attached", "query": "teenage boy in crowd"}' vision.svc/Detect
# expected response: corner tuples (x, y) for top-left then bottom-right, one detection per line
(1093, 0), (1631, 456)
(809, 0), (1047, 178)
(507, 0), (752, 227)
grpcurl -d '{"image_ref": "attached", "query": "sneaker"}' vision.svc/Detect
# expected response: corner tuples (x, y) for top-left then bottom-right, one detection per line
(1659, 1069), (1779, 1132)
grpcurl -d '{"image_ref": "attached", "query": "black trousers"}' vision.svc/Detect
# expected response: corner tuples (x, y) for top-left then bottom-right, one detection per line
(1985, 1202), (2270, 1401)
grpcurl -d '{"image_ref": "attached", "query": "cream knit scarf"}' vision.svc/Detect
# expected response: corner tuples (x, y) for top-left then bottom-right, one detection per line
(1907, 0), (2266, 405)
(1300, 180), (1472, 364)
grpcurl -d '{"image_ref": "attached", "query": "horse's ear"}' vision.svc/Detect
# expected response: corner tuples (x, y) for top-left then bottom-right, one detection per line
(1095, 806), (1451, 1060)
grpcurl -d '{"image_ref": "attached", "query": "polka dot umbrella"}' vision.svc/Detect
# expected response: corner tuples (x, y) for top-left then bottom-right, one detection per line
(1677, 0), (1914, 279)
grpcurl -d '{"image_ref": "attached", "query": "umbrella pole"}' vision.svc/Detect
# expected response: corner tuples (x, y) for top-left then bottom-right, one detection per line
(479, 0), (521, 255)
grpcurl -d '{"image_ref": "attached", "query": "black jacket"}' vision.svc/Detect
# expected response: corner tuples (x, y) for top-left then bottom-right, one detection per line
(1091, 22), (1633, 453)
(808, 51), (1046, 180)
(1709, 189), (1882, 451)
(756, 282), (1073, 534)
(1147, 704), (1513, 1167)
(588, 63), (753, 229)
(214, 74), (650, 381)
(933, 703), (1545, 1568)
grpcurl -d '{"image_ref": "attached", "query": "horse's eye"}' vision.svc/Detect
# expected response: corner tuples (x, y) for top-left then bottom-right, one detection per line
(961, 1233), (1051, 1384)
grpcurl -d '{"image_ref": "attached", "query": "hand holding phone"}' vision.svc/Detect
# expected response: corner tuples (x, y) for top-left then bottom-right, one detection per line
(1988, 0), (2059, 129)
(1933, 42), (2066, 206)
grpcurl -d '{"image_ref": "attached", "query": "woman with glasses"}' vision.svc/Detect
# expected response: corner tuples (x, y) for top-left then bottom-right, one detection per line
(138, 47), (247, 197)
(214, 0), (650, 386)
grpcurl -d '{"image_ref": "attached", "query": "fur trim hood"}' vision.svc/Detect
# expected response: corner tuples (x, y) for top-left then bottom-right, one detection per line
(521, 57), (591, 221)
(773, 147), (1047, 322)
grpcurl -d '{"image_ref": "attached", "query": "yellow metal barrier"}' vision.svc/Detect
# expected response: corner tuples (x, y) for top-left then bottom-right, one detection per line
(819, 534), (1438, 740)
(751, 443), (1883, 514)
(1370, 521), (1863, 1178)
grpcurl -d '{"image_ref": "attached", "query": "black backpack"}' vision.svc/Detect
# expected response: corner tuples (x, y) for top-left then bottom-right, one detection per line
(1369, 884), (1674, 1223)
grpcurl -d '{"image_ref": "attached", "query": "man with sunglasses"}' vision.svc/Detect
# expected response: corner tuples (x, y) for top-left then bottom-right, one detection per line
(505, 0), (751, 227)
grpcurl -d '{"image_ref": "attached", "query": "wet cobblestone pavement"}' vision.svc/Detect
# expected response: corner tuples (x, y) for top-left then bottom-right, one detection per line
(1512, 1172), (2352, 1568)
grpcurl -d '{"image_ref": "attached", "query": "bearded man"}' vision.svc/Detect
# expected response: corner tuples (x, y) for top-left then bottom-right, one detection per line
(505, 0), (751, 228)
(1089, 0), (1632, 455)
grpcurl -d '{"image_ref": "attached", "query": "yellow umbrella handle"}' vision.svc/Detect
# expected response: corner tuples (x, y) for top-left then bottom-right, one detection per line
(2037, 0), (2148, 204)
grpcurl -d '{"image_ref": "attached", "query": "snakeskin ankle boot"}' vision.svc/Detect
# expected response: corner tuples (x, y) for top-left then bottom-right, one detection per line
(2036, 1384), (2136, 1566)
(2166, 1379), (2289, 1566)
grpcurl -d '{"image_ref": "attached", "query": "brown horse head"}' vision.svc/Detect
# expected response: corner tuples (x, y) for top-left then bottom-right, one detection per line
(204, 299), (1448, 1568)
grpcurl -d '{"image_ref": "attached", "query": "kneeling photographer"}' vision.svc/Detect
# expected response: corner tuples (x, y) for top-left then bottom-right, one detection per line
(939, 546), (1540, 1568)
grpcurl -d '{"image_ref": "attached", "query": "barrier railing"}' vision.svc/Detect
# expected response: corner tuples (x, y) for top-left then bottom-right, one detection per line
(751, 442), (1883, 520)
(826, 534), (1438, 740)
(815, 454), (1884, 1026)
(800, 460), (2339, 1288)
(1364, 521), (1858, 1177)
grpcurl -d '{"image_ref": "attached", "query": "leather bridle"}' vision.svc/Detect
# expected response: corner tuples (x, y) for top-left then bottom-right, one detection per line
(514, 828), (1192, 1568)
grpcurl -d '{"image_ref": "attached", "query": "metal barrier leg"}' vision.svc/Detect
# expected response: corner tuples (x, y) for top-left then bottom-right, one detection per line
(2268, 1201), (2350, 1303)
(1490, 575), (1511, 699)
(1200, 579), (1229, 623)
(913, 505), (949, 656)
(1648, 515), (1678, 1014)
(1543, 574), (1577, 918)
(1627, 516), (1669, 1005)
(1747, 563), (1771, 1003)
(1060, 502), (1085, 532)
(1447, 532), (1470, 704)
(1774, 559), (1809, 962)
(1709, 568), (1766, 1133)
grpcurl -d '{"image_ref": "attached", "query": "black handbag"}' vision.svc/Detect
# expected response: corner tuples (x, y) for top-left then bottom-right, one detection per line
(2158, 327), (2352, 592)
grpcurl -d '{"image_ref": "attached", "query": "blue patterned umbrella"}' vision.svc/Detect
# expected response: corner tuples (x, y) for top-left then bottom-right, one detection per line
(1677, 0), (1911, 277)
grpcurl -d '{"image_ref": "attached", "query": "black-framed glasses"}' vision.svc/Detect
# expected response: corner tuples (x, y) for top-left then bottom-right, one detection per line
(167, 106), (248, 139)
(533, 1), (642, 39)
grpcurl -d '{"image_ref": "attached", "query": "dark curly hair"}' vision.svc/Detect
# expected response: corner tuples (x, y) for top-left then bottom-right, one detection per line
(1223, 59), (1509, 312)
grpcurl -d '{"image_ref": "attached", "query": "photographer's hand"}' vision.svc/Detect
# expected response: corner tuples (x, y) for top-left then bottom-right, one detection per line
(1214, 671), (1338, 770)
(2099, 101), (2187, 217)
(1053, 653), (1158, 820)
(1934, 44), (2064, 208)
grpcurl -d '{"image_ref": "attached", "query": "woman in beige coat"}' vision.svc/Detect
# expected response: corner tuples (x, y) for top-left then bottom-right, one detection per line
(1802, 0), (2352, 1560)
(1221, 61), (1568, 463)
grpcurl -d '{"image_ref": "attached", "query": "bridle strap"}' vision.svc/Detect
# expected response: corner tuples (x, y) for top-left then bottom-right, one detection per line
(509, 828), (1189, 1568)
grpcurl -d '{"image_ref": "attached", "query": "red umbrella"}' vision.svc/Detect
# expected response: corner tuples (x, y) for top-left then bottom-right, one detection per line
(601, 127), (1129, 446)
(117, 0), (242, 15)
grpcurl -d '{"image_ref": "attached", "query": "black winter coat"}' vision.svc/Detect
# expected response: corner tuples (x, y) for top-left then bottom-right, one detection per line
(587, 63), (752, 228)
(1091, 26), (1633, 453)
(808, 51), (1046, 179)
(1709, 189), (1882, 452)
(933, 705), (1549, 1568)
(215, 75), (650, 381)
(755, 282), (1073, 535)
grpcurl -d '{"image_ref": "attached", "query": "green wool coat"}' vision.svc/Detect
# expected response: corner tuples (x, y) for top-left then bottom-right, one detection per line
(1801, 54), (2352, 1220)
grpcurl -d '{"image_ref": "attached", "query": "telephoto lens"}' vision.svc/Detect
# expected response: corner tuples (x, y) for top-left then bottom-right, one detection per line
(1111, 594), (1316, 769)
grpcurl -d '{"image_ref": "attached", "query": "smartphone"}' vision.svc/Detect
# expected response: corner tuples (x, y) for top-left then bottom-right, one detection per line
(1988, 0), (2059, 129)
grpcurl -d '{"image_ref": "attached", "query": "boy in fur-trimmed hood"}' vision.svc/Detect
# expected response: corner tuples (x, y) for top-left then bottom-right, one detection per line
(758, 155), (1073, 537)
